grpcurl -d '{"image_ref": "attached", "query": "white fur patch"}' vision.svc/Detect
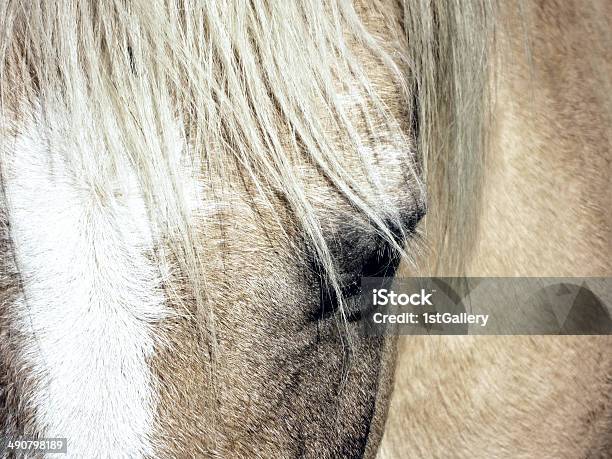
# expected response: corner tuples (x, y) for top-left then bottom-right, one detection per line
(3, 116), (168, 457)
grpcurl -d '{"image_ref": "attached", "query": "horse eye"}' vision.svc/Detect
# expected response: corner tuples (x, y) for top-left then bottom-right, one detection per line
(309, 237), (400, 323)
(339, 237), (403, 297)
(310, 207), (425, 322)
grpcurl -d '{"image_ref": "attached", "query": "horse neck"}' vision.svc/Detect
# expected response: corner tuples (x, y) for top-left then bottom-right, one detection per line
(467, 0), (612, 277)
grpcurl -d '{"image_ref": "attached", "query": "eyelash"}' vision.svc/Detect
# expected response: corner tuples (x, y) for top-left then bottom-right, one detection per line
(307, 206), (426, 322)
(310, 236), (402, 323)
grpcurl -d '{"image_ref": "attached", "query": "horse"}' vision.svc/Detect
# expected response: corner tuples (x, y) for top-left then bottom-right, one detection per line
(0, 0), (610, 458)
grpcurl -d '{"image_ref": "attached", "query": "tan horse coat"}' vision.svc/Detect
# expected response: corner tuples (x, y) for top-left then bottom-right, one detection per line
(380, 1), (612, 457)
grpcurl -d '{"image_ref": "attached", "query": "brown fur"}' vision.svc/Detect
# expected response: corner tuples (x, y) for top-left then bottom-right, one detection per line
(0, 205), (42, 458)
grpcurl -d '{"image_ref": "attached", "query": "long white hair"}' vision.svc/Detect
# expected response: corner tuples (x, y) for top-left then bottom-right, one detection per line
(0, 0), (492, 371)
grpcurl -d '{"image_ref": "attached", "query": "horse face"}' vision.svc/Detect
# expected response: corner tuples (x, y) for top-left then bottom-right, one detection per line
(150, 146), (423, 458)
(0, 1), (422, 457)
(150, 7), (424, 458)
